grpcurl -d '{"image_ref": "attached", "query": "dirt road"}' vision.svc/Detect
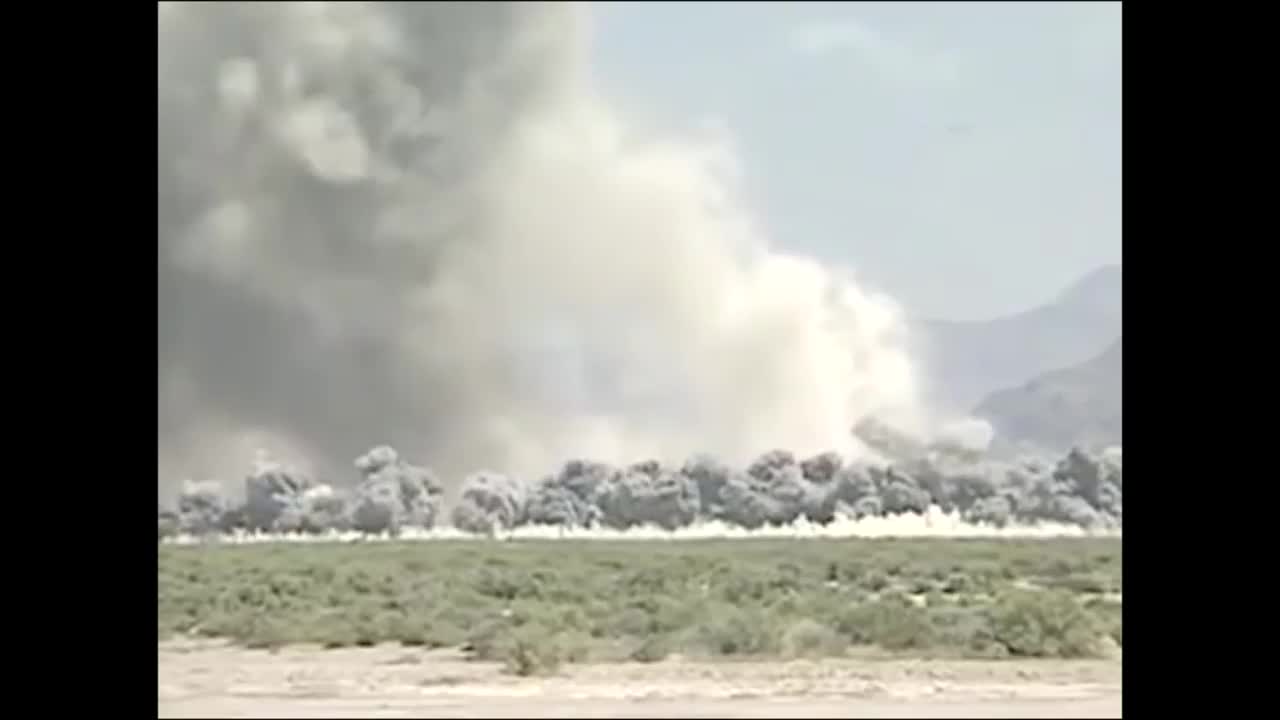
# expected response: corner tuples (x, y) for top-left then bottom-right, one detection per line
(159, 641), (1121, 718)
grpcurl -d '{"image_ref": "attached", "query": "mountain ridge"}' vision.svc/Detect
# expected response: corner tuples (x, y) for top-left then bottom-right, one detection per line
(973, 336), (1122, 455)
(909, 265), (1122, 413)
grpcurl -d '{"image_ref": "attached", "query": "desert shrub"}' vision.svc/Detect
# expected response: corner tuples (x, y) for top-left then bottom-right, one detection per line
(465, 618), (516, 661)
(1085, 598), (1123, 648)
(719, 576), (772, 604)
(396, 623), (429, 647)
(316, 620), (361, 649)
(839, 593), (934, 650)
(923, 590), (948, 609)
(242, 616), (292, 650)
(905, 577), (935, 595)
(422, 613), (469, 648)
(988, 590), (1102, 658)
(940, 573), (973, 594)
(629, 633), (674, 663)
(553, 606), (587, 633)
(508, 601), (561, 631)
(196, 610), (253, 639)
(768, 595), (800, 616)
(473, 569), (525, 601)
(927, 606), (1005, 657)
(861, 570), (891, 592)
(502, 627), (563, 676)
(780, 618), (846, 658)
(608, 607), (654, 637)
(650, 596), (703, 635)
(1040, 573), (1112, 594)
(791, 588), (851, 624)
(159, 617), (179, 642)
(696, 606), (779, 656)
(158, 537), (1121, 660)
(869, 597), (934, 650)
(968, 560), (1016, 585)
(353, 621), (381, 647)
(623, 567), (676, 595)
(370, 613), (429, 646)
(557, 630), (594, 663)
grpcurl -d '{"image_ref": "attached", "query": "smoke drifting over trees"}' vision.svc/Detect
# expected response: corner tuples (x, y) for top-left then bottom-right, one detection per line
(160, 441), (1122, 539)
(158, 2), (931, 491)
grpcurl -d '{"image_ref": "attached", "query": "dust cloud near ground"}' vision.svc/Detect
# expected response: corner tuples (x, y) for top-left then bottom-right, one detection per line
(158, 640), (1121, 718)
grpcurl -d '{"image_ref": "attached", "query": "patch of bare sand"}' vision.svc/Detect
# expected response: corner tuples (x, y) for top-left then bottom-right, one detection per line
(159, 640), (1121, 718)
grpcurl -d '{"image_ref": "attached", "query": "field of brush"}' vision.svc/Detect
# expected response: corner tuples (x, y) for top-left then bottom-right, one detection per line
(159, 535), (1121, 675)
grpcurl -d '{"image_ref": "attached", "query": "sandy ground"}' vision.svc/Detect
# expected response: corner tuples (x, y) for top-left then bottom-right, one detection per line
(159, 640), (1121, 718)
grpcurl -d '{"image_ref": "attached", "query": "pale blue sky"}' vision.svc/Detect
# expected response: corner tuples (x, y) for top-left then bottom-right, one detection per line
(589, 1), (1121, 321)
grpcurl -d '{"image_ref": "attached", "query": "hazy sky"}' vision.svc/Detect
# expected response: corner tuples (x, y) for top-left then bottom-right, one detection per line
(589, 1), (1121, 321)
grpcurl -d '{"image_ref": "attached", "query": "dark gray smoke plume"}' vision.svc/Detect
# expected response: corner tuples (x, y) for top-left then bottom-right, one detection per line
(243, 453), (316, 531)
(596, 461), (701, 531)
(175, 481), (231, 536)
(830, 463), (880, 514)
(681, 455), (735, 519)
(157, 1), (927, 493)
(349, 446), (444, 534)
(158, 504), (180, 541)
(159, 443), (1123, 538)
(523, 461), (612, 528)
(276, 487), (351, 535)
(451, 471), (528, 535)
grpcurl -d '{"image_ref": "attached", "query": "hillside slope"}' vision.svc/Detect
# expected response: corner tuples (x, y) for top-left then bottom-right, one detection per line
(911, 265), (1122, 413)
(973, 337), (1122, 455)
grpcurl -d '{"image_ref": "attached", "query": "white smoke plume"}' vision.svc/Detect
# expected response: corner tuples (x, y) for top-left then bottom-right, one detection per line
(157, 2), (924, 491)
(165, 511), (1120, 545)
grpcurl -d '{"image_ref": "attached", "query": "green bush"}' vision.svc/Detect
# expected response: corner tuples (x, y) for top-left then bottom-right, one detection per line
(242, 616), (293, 649)
(1085, 597), (1123, 648)
(503, 627), (563, 677)
(316, 620), (361, 649)
(839, 594), (933, 650)
(861, 570), (891, 592)
(557, 630), (594, 664)
(651, 597), (703, 634)
(870, 596), (934, 650)
(941, 573), (973, 594)
(780, 619), (846, 658)
(608, 607), (654, 637)
(906, 577), (935, 595)
(927, 606), (1004, 657)
(465, 618), (516, 661)
(696, 607), (778, 656)
(196, 610), (252, 640)
(353, 622), (381, 647)
(629, 634), (674, 663)
(395, 620), (429, 647)
(988, 590), (1102, 658)
(422, 614), (467, 648)
(158, 537), (1121, 661)
(1040, 573), (1112, 594)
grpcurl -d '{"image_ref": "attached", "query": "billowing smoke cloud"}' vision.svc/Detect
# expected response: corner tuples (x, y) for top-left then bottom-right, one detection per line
(160, 443), (1122, 540)
(349, 445), (445, 534)
(243, 451), (316, 531)
(158, 2), (925, 492)
(452, 471), (528, 535)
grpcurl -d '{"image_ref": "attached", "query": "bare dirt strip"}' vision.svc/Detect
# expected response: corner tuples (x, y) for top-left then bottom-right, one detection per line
(159, 640), (1121, 718)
